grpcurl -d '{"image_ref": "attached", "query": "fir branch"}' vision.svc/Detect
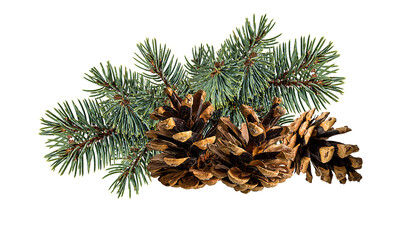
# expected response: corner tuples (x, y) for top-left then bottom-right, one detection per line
(222, 14), (280, 102)
(238, 53), (274, 102)
(84, 63), (152, 136)
(131, 77), (166, 120)
(84, 62), (139, 99)
(40, 99), (137, 176)
(186, 45), (242, 108)
(104, 146), (152, 198)
(186, 15), (280, 108)
(222, 14), (279, 59)
(267, 36), (344, 113)
(84, 62), (165, 118)
(134, 38), (188, 93)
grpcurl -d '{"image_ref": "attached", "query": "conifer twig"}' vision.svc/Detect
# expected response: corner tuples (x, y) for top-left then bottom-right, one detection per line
(134, 38), (188, 93)
(267, 36), (344, 113)
(105, 147), (151, 198)
(40, 100), (135, 176)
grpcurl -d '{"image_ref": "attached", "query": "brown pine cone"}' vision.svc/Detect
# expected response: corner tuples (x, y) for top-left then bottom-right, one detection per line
(208, 97), (294, 193)
(146, 88), (219, 189)
(284, 108), (363, 184)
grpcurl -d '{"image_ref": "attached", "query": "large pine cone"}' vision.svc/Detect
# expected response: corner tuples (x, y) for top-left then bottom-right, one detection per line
(208, 97), (294, 193)
(284, 108), (362, 184)
(146, 88), (219, 189)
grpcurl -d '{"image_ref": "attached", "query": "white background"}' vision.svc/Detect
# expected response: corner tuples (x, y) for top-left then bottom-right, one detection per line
(1, 0), (416, 239)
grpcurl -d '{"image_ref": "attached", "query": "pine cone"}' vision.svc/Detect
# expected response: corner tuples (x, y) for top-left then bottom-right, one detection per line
(208, 97), (294, 193)
(284, 108), (363, 184)
(146, 87), (219, 189)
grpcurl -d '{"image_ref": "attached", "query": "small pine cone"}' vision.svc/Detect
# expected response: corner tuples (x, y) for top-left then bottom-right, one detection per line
(208, 97), (294, 193)
(284, 108), (363, 184)
(146, 88), (219, 189)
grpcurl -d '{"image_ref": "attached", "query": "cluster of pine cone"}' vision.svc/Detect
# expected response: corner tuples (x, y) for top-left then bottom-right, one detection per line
(146, 88), (362, 193)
